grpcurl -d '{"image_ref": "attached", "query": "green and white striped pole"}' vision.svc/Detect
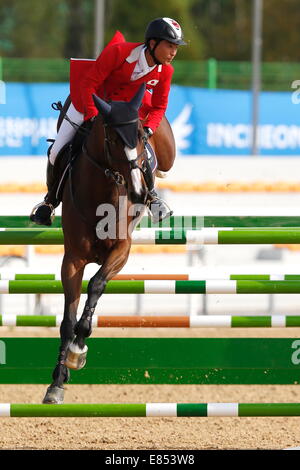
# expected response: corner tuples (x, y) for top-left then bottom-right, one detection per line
(1, 403), (300, 417)
(2, 215), (300, 228)
(1, 314), (300, 328)
(0, 271), (300, 281)
(2, 279), (300, 294)
(2, 228), (300, 244)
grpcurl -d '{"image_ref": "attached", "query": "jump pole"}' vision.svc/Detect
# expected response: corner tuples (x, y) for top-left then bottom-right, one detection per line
(1, 314), (300, 328)
(1, 271), (300, 281)
(2, 279), (300, 294)
(2, 215), (300, 228)
(1, 403), (300, 417)
(2, 228), (300, 244)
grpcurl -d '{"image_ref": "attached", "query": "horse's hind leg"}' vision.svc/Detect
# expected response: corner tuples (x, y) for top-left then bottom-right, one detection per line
(42, 253), (86, 404)
(65, 242), (131, 370)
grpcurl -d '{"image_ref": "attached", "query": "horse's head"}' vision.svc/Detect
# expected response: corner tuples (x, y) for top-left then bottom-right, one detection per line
(92, 85), (148, 206)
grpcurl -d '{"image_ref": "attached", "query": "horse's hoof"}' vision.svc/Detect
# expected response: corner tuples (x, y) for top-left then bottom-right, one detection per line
(65, 343), (88, 370)
(42, 386), (64, 404)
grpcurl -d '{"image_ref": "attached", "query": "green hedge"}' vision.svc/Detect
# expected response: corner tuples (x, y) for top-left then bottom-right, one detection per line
(1, 57), (299, 91)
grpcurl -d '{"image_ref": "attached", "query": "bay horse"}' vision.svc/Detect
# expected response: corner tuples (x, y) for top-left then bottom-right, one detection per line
(42, 85), (176, 404)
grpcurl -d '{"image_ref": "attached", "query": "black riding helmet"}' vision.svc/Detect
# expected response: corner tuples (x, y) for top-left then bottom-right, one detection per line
(145, 17), (186, 65)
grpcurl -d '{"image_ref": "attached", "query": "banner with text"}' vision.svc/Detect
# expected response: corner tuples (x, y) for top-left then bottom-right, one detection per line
(0, 83), (299, 156)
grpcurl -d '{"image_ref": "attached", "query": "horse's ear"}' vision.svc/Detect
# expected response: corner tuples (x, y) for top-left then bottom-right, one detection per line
(130, 84), (146, 110)
(92, 94), (111, 117)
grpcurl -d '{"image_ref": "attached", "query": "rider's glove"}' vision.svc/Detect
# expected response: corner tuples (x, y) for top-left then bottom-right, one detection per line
(143, 126), (153, 143)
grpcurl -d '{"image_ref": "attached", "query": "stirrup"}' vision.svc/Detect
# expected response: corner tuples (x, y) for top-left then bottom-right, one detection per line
(147, 191), (173, 224)
(30, 201), (55, 226)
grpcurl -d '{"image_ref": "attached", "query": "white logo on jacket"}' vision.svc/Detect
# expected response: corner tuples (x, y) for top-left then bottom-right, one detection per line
(147, 79), (159, 86)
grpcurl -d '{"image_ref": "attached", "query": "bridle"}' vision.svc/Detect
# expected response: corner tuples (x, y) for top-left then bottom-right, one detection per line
(82, 116), (148, 187)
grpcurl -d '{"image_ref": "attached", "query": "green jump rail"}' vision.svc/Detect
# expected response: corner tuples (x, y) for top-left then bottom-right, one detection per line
(1, 402), (300, 417)
(2, 215), (300, 228)
(1, 314), (300, 328)
(0, 272), (300, 281)
(2, 228), (300, 244)
(2, 279), (300, 294)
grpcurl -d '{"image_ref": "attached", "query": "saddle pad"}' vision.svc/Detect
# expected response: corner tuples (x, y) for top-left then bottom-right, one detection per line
(145, 142), (157, 174)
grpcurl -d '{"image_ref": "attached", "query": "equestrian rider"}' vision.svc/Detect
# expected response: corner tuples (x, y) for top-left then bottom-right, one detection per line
(30, 17), (186, 226)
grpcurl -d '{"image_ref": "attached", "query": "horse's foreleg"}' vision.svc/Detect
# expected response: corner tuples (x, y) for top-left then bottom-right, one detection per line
(65, 242), (131, 370)
(43, 254), (85, 404)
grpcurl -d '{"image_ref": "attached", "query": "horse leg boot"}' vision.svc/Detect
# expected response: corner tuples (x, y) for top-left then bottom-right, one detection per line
(42, 305), (79, 404)
(64, 304), (95, 370)
(143, 158), (173, 224)
(43, 257), (85, 403)
(65, 274), (108, 370)
(42, 312), (78, 404)
(65, 243), (131, 370)
(42, 342), (71, 404)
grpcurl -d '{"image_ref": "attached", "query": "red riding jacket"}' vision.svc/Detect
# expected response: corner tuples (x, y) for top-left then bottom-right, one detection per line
(70, 31), (174, 132)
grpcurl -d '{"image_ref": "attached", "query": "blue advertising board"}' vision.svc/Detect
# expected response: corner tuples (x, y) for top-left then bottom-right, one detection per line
(0, 82), (299, 156)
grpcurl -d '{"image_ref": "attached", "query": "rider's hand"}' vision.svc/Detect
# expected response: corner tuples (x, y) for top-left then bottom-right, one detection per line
(143, 127), (153, 143)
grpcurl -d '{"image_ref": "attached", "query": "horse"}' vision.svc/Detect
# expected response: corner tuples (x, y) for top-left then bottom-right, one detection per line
(42, 84), (176, 404)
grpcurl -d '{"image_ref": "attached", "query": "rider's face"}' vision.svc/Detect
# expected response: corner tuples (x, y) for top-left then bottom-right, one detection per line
(149, 39), (178, 65)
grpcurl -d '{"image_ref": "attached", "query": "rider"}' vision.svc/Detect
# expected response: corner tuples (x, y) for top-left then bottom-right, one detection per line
(30, 17), (187, 226)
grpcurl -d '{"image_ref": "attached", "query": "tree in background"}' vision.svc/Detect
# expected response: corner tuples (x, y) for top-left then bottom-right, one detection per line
(190, 0), (251, 60)
(105, 0), (205, 60)
(1, 0), (300, 62)
(190, 0), (300, 62)
(0, 0), (66, 57)
(0, 0), (15, 54)
(262, 0), (300, 61)
(63, 0), (86, 58)
(0, 0), (204, 59)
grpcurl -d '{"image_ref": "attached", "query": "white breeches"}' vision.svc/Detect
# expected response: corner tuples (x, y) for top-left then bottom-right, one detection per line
(49, 102), (84, 165)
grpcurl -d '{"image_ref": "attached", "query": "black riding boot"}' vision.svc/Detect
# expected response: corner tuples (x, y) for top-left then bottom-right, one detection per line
(30, 145), (62, 226)
(143, 159), (173, 224)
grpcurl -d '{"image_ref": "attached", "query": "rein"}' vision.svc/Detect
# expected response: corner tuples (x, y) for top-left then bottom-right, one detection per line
(70, 121), (147, 227)
(82, 141), (127, 186)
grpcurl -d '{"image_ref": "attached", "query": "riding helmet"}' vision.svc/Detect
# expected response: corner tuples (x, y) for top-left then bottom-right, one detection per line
(145, 17), (186, 46)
